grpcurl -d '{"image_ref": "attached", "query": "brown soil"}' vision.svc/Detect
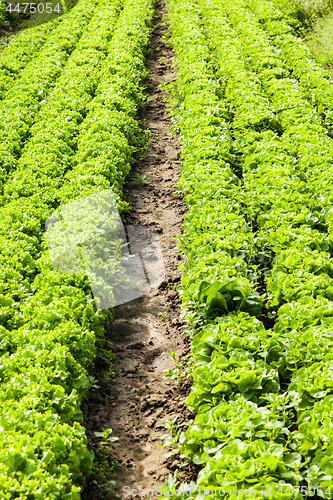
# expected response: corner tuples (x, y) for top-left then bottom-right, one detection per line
(81, 3), (199, 499)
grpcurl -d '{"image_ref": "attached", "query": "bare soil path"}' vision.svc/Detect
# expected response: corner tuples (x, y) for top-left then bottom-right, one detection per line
(81, 3), (198, 498)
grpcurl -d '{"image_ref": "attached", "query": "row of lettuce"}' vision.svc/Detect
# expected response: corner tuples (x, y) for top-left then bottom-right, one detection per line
(0, 0), (5, 26)
(165, 0), (333, 498)
(0, 4), (64, 62)
(0, 0), (153, 497)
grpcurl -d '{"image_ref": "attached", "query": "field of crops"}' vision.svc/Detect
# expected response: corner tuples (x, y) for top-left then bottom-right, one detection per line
(0, 0), (153, 496)
(165, 0), (333, 498)
(2, 0), (333, 497)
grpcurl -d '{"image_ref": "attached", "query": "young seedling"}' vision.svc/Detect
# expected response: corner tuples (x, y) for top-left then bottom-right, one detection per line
(134, 172), (148, 187)
(164, 352), (195, 385)
(157, 415), (193, 464)
(94, 428), (119, 447)
(159, 311), (167, 320)
(103, 365), (116, 385)
(89, 375), (100, 389)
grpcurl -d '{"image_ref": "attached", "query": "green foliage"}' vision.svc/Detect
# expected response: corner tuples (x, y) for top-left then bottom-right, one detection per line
(134, 172), (147, 187)
(198, 279), (262, 319)
(164, 351), (195, 384)
(0, 0), (154, 496)
(165, 0), (333, 495)
(94, 428), (118, 446)
(294, 0), (333, 20)
(0, 0), (6, 26)
(307, 11), (333, 65)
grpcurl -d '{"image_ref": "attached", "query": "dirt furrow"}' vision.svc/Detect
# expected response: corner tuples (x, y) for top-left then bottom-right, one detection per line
(81, 3), (197, 498)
